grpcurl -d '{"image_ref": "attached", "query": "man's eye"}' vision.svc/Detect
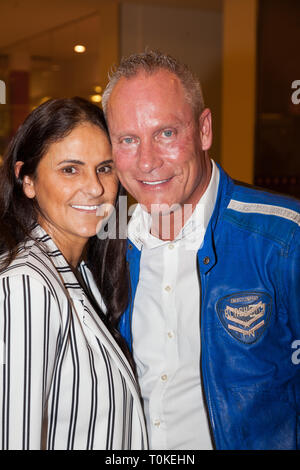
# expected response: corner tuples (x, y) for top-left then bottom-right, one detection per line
(162, 129), (174, 138)
(122, 137), (134, 144)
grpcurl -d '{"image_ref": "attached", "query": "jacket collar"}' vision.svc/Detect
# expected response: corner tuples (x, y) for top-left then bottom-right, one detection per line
(126, 164), (234, 275)
(31, 224), (140, 381)
(197, 163), (233, 274)
(31, 225), (148, 433)
(31, 223), (86, 301)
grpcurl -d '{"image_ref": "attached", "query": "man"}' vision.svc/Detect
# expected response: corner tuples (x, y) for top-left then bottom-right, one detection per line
(102, 50), (300, 450)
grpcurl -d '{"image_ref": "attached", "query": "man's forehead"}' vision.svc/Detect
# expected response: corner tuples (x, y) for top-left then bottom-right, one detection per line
(108, 69), (187, 119)
(111, 70), (183, 101)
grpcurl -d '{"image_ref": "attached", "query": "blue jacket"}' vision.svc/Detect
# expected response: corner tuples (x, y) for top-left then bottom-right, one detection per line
(119, 165), (300, 450)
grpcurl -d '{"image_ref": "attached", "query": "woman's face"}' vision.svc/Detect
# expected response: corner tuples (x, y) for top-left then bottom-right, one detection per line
(23, 123), (118, 246)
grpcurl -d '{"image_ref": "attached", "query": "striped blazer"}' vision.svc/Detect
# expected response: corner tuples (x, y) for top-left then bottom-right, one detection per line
(0, 225), (148, 450)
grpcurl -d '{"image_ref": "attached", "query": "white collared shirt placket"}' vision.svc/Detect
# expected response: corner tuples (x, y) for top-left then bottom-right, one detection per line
(148, 241), (179, 448)
(130, 160), (219, 450)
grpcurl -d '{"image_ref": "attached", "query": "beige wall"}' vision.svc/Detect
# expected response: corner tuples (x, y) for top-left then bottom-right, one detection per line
(28, 2), (119, 105)
(221, 0), (257, 183)
(2, 0), (258, 183)
(121, 0), (258, 183)
(120, 1), (223, 163)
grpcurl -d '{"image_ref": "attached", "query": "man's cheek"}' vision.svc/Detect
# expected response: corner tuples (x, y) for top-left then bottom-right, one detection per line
(116, 167), (135, 187)
(114, 156), (126, 173)
(162, 139), (192, 163)
(113, 151), (133, 172)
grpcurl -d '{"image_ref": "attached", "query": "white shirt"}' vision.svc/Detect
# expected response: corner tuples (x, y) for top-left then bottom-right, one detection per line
(0, 225), (148, 450)
(128, 160), (219, 450)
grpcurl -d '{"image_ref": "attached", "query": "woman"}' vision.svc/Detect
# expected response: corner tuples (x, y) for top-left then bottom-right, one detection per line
(0, 97), (147, 450)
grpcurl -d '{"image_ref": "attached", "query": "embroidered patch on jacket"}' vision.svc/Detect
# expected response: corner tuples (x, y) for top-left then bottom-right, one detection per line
(216, 292), (272, 344)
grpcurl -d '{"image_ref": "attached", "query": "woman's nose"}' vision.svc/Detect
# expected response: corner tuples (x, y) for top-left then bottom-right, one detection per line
(84, 171), (104, 197)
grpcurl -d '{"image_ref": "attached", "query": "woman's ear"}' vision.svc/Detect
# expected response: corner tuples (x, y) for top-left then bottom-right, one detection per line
(14, 160), (24, 179)
(14, 161), (36, 199)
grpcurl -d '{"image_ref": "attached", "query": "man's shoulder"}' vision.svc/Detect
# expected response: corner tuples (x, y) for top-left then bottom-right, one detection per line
(222, 179), (300, 247)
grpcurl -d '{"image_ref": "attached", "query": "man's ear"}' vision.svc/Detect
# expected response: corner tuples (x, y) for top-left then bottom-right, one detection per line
(14, 161), (36, 199)
(199, 108), (213, 151)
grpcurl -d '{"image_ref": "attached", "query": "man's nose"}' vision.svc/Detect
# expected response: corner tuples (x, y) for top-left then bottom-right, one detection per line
(137, 139), (163, 173)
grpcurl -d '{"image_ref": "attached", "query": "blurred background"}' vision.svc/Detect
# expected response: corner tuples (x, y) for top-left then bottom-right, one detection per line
(0, 0), (299, 198)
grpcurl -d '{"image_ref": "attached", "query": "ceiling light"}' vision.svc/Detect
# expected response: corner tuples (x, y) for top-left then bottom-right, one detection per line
(74, 44), (86, 53)
(90, 94), (102, 103)
(94, 85), (102, 93)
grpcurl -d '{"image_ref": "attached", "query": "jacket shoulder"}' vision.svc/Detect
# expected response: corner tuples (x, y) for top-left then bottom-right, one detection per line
(223, 181), (300, 247)
(0, 240), (63, 297)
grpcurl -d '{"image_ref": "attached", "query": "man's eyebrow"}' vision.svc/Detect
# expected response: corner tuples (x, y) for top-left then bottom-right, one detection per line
(111, 131), (135, 138)
(57, 159), (114, 166)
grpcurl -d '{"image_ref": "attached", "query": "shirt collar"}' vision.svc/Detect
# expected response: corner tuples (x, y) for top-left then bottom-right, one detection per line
(128, 159), (220, 250)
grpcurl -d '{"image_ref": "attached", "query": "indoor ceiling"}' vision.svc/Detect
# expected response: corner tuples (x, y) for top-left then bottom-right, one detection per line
(0, 0), (222, 55)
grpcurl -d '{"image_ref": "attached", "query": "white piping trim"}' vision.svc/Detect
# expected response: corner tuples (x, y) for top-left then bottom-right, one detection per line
(227, 200), (300, 227)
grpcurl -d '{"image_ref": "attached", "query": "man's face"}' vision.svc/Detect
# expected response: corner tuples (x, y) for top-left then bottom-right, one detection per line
(107, 69), (212, 214)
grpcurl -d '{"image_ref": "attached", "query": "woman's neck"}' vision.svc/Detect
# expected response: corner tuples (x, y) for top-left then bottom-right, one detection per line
(37, 218), (86, 269)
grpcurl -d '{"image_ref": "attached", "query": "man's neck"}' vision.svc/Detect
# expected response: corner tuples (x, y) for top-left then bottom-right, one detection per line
(150, 204), (194, 241)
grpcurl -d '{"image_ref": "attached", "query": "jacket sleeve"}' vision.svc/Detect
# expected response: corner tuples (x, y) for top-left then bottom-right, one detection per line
(0, 274), (61, 449)
(282, 224), (300, 449)
(284, 225), (300, 345)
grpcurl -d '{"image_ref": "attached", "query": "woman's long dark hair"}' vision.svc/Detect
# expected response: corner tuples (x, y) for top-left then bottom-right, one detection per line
(0, 97), (133, 370)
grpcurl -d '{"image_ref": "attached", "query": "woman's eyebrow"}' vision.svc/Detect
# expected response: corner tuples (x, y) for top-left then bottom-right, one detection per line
(98, 159), (114, 165)
(57, 159), (84, 166)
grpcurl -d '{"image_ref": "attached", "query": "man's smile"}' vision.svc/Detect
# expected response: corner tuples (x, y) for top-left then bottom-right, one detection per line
(140, 177), (173, 186)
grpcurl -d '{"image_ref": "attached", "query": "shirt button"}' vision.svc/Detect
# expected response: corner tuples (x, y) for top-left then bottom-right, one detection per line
(203, 256), (210, 265)
(153, 419), (161, 427)
(164, 285), (171, 292)
(161, 374), (168, 382)
(168, 244), (175, 250)
(167, 331), (174, 339)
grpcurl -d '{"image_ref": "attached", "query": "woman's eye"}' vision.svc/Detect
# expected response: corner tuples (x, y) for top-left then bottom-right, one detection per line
(62, 166), (76, 174)
(97, 165), (111, 174)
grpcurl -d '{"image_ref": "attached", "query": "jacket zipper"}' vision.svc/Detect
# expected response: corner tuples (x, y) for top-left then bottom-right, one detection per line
(198, 264), (217, 449)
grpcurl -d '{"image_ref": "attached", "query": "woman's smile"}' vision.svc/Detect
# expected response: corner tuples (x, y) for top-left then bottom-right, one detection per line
(23, 123), (119, 257)
(71, 203), (103, 212)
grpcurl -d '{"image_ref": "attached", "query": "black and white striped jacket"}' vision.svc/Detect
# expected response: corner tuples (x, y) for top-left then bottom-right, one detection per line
(0, 225), (148, 450)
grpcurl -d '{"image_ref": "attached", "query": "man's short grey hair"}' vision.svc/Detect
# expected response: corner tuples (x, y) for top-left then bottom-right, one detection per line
(102, 50), (205, 120)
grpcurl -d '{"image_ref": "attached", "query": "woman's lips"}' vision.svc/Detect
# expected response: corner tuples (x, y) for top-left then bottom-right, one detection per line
(71, 204), (101, 213)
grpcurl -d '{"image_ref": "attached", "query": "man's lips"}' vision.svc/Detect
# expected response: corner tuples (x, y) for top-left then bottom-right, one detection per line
(138, 177), (173, 186)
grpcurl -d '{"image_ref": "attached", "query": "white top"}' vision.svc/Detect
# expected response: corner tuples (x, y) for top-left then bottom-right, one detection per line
(128, 160), (219, 450)
(0, 225), (148, 450)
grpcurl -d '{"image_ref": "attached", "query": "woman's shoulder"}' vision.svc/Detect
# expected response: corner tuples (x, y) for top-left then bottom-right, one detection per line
(0, 239), (63, 297)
